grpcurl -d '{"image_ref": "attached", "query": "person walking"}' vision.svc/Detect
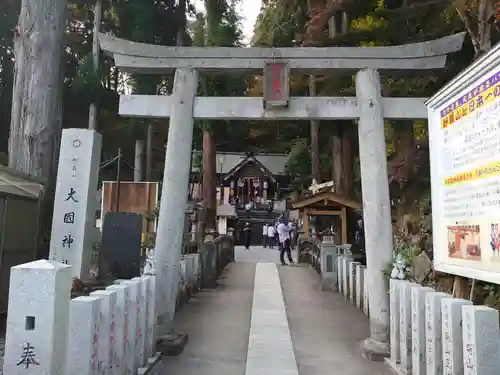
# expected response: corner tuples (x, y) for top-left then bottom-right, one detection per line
(267, 223), (276, 249)
(288, 220), (295, 249)
(277, 219), (294, 265)
(262, 223), (269, 247)
(243, 222), (252, 250)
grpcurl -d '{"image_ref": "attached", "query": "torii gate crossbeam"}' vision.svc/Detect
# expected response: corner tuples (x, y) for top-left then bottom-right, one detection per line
(99, 32), (465, 73)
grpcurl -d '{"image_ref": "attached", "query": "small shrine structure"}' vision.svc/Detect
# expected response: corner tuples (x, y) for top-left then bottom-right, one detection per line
(292, 180), (361, 244)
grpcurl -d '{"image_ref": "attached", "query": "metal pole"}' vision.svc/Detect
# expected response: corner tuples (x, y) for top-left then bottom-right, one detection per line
(88, 0), (102, 130)
(115, 148), (122, 212)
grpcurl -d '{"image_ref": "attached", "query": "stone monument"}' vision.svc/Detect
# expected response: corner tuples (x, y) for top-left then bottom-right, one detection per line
(3, 260), (72, 375)
(49, 129), (102, 279)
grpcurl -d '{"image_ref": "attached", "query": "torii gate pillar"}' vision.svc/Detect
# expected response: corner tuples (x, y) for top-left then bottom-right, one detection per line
(154, 67), (198, 335)
(356, 69), (392, 358)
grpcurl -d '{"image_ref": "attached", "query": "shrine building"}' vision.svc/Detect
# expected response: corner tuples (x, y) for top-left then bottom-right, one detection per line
(190, 151), (291, 203)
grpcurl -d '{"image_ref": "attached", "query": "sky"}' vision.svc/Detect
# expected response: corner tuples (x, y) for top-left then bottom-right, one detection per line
(192, 0), (262, 45)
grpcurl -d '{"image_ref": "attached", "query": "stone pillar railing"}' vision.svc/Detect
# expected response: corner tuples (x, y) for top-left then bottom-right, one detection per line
(322, 264), (500, 374)
(215, 234), (235, 273)
(1, 255), (209, 375)
(384, 280), (500, 375)
(200, 229), (217, 288)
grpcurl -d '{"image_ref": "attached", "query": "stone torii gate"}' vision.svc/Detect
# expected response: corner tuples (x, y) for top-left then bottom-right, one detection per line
(99, 32), (465, 358)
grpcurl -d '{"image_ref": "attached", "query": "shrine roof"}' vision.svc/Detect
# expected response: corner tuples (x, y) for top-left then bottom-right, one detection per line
(291, 190), (361, 210)
(225, 154), (277, 182)
(0, 165), (45, 199)
(191, 152), (288, 175)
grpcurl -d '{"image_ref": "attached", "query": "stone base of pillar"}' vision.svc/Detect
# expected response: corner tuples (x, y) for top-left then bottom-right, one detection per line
(360, 337), (389, 362)
(156, 332), (189, 356)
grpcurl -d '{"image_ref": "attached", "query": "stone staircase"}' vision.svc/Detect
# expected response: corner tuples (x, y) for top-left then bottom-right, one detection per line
(236, 208), (281, 224)
(235, 208), (281, 246)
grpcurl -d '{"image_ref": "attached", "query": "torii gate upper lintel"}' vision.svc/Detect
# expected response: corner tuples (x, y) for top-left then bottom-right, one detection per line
(103, 32), (466, 357)
(98, 32), (466, 73)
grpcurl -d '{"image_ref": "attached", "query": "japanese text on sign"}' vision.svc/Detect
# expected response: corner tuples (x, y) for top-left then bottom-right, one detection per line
(17, 342), (40, 368)
(263, 62), (289, 107)
(440, 70), (500, 128)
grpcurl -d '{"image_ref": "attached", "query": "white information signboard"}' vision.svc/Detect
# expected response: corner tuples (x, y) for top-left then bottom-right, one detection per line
(427, 44), (500, 284)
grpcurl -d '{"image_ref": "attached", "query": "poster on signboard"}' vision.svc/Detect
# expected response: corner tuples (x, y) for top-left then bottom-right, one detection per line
(426, 43), (500, 284)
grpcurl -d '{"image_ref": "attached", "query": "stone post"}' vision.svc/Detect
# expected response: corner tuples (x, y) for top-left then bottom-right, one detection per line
(411, 286), (434, 375)
(356, 265), (366, 310)
(462, 305), (500, 375)
(388, 279), (403, 365)
(67, 296), (101, 375)
(349, 261), (361, 305)
(320, 241), (339, 291)
(192, 253), (201, 290)
(90, 290), (118, 375)
(442, 298), (471, 375)
(121, 279), (141, 371)
(337, 255), (344, 294)
(356, 69), (393, 360)
(132, 277), (148, 366)
(342, 257), (351, 299)
(154, 67), (198, 335)
(425, 292), (449, 375)
(201, 230), (217, 288)
(142, 276), (156, 358)
(49, 129), (102, 278)
(3, 260), (72, 375)
(400, 282), (419, 373)
(106, 284), (129, 375)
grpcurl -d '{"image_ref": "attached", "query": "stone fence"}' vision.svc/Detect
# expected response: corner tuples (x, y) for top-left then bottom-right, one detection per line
(385, 279), (500, 375)
(2, 237), (235, 375)
(329, 247), (500, 375)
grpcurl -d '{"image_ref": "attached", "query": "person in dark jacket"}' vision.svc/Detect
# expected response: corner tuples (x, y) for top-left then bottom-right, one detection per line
(243, 222), (252, 250)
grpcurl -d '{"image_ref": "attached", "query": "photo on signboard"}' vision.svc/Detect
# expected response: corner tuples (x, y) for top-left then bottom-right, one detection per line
(446, 224), (481, 261)
(488, 222), (500, 261)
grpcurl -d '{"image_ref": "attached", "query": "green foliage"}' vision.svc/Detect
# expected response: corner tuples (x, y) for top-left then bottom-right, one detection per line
(285, 138), (311, 189)
(252, 0), (307, 47)
(72, 55), (103, 104)
(191, 0), (247, 147)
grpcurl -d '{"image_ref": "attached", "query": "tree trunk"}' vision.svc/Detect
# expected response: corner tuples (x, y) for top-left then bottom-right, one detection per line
(306, 0), (321, 182)
(329, 10), (351, 193)
(145, 124), (153, 180)
(177, 0), (186, 46)
(202, 0), (220, 232)
(455, 0), (492, 58)
(202, 130), (217, 229)
(392, 120), (414, 187)
(341, 126), (354, 195)
(332, 131), (342, 193)
(332, 126), (354, 197)
(134, 140), (144, 182)
(309, 76), (321, 182)
(9, 0), (68, 259)
(9, 0), (67, 177)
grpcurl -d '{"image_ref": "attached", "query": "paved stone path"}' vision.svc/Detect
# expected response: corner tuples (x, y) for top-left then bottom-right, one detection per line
(235, 244), (285, 264)
(157, 246), (391, 375)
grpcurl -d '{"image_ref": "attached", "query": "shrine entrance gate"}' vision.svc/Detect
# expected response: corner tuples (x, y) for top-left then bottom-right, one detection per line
(99, 32), (465, 358)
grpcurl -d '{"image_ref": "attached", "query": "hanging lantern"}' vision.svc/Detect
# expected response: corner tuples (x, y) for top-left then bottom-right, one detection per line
(230, 180), (235, 189)
(253, 178), (261, 188)
(263, 180), (268, 189)
(237, 178), (244, 188)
